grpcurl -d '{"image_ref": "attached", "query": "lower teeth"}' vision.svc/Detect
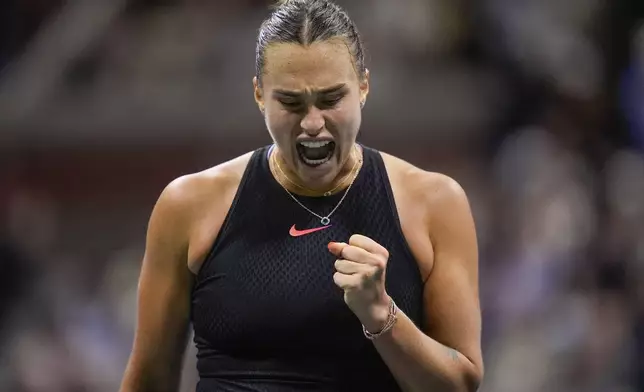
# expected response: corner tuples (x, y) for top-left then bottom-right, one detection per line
(298, 145), (333, 165)
(302, 156), (330, 165)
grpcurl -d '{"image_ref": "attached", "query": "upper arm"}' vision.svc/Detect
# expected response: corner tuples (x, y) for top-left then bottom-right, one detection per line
(120, 179), (195, 392)
(422, 175), (483, 376)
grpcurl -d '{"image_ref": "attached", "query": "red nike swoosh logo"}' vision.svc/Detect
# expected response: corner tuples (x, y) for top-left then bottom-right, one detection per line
(289, 224), (331, 237)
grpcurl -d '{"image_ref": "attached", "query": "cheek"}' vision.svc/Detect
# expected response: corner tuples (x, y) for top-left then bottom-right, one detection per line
(266, 110), (296, 142)
(333, 102), (361, 132)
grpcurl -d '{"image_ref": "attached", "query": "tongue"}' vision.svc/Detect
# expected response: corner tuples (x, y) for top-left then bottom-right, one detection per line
(302, 146), (329, 160)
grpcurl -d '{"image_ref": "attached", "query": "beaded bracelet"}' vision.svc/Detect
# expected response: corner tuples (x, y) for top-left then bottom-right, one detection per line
(362, 298), (398, 340)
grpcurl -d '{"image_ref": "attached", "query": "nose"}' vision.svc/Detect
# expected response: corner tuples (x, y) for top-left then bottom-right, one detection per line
(300, 106), (325, 136)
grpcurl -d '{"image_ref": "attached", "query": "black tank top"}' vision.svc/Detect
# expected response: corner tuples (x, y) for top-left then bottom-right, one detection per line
(191, 145), (424, 392)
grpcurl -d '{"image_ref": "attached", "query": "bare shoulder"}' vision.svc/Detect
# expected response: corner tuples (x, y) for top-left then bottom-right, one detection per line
(378, 151), (468, 209)
(159, 151), (254, 214)
(377, 151), (472, 279)
(153, 151), (255, 273)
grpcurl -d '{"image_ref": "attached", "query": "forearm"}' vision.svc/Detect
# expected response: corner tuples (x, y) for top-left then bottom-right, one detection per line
(370, 311), (482, 392)
(119, 352), (184, 392)
(119, 370), (180, 392)
(120, 369), (173, 392)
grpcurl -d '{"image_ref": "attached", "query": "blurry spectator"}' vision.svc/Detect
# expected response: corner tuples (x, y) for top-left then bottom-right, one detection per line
(0, 239), (34, 332)
(620, 23), (644, 151)
(0, 0), (65, 69)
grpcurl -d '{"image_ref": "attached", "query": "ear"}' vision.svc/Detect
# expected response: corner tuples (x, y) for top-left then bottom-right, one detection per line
(359, 68), (370, 108)
(253, 76), (265, 113)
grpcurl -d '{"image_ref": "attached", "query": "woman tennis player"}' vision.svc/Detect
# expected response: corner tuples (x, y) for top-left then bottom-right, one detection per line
(120, 1), (483, 391)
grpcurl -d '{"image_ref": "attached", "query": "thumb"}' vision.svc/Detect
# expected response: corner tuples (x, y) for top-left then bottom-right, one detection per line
(327, 241), (347, 257)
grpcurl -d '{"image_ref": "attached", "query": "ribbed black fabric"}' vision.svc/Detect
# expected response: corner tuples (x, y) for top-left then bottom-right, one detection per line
(191, 145), (424, 391)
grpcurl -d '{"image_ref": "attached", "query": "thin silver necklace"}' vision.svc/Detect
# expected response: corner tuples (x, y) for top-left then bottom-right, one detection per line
(271, 146), (363, 226)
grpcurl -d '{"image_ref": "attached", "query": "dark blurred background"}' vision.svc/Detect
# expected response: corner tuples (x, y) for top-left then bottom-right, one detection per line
(1, 1), (644, 391)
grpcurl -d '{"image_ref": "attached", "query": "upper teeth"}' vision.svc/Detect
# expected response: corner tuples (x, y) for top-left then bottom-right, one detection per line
(300, 141), (331, 148)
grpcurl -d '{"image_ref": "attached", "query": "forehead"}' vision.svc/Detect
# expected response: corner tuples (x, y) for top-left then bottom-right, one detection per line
(263, 40), (358, 92)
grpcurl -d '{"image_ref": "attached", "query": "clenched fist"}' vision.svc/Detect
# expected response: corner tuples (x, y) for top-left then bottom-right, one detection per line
(329, 234), (392, 333)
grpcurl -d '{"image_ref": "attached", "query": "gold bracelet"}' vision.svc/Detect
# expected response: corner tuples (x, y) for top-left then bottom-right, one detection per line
(362, 298), (398, 340)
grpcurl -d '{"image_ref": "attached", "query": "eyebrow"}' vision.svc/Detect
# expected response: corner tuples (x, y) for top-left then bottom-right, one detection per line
(272, 83), (347, 97)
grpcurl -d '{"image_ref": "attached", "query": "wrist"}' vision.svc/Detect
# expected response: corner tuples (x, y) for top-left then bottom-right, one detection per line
(360, 296), (393, 334)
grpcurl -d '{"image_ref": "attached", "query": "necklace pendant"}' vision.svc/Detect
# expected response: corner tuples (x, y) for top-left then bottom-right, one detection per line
(320, 217), (331, 225)
(324, 191), (332, 197)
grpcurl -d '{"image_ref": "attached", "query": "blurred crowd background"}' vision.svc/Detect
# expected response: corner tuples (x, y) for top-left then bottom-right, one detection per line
(1, 0), (644, 391)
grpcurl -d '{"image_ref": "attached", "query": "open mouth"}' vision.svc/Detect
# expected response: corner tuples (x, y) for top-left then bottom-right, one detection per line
(296, 140), (336, 167)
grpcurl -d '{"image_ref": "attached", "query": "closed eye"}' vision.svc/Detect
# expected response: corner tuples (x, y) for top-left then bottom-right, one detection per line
(276, 92), (345, 110)
(319, 95), (344, 108)
(279, 99), (302, 109)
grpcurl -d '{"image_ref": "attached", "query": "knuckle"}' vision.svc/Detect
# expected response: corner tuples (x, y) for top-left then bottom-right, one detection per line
(374, 256), (387, 270)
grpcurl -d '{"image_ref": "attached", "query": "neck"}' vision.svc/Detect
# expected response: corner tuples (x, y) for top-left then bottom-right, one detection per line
(270, 144), (362, 197)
